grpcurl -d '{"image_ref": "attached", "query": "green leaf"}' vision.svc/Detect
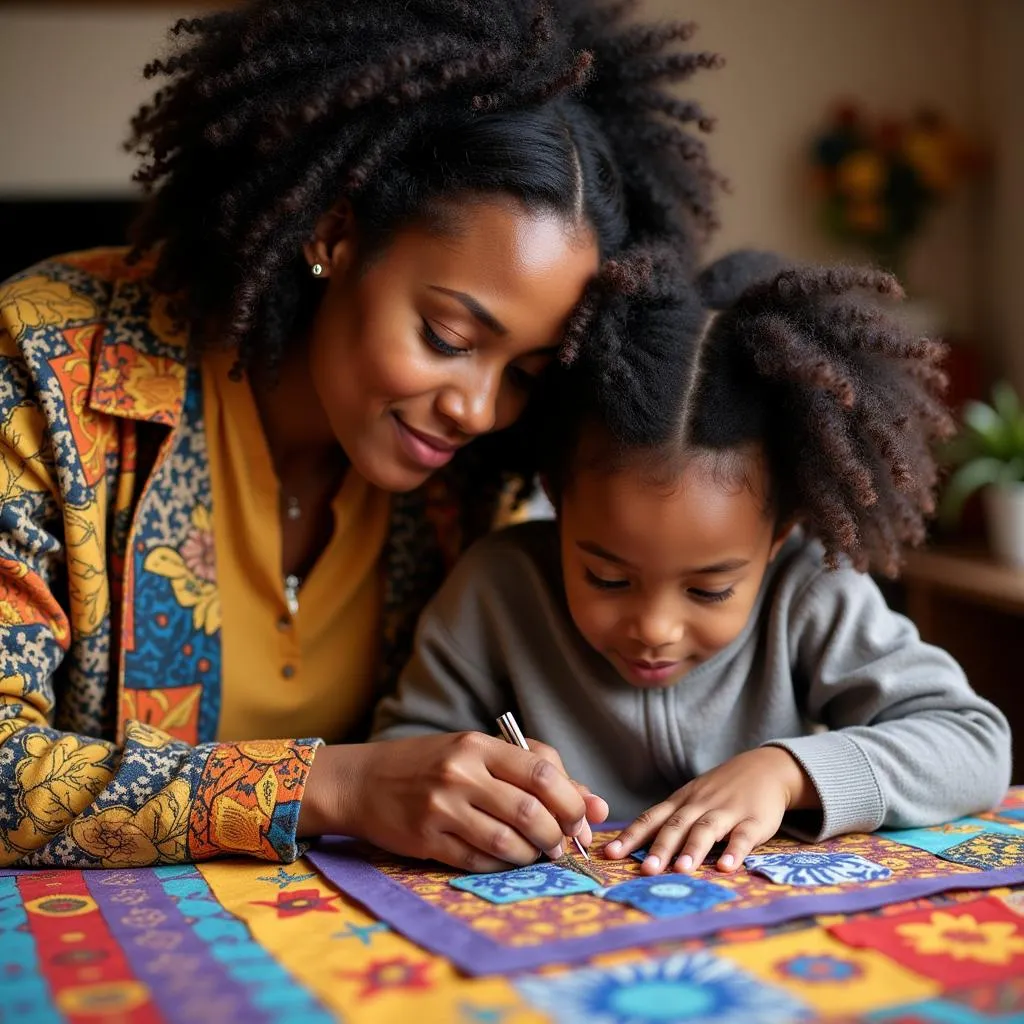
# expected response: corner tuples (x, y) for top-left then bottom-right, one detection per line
(939, 457), (1009, 525)
(998, 456), (1024, 485)
(961, 400), (1005, 452)
(992, 380), (1021, 424)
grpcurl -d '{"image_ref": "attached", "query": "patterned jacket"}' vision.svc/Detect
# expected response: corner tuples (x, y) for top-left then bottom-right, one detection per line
(0, 249), (501, 868)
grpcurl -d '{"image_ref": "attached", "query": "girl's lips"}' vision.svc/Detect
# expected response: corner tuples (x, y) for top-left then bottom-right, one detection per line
(624, 658), (682, 684)
(392, 414), (459, 469)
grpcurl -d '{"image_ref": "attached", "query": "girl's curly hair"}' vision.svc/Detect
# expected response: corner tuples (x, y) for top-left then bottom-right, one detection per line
(125, 0), (721, 376)
(551, 249), (955, 576)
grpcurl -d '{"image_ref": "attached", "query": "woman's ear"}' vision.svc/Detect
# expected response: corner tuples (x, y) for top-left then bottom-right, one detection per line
(303, 199), (357, 279)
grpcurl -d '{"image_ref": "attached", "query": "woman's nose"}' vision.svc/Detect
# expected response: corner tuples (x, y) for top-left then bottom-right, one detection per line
(435, 368), (503, 437)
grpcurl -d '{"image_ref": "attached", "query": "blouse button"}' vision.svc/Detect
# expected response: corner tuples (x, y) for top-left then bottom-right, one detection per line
(281, 664), (296, 680)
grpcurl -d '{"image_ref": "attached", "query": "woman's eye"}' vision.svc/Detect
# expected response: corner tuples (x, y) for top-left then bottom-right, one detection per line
(422, 320), (468, 357)
(585, 568), (629, 591)
(688, 587), (735, 604)
(507, 365), (539, 390)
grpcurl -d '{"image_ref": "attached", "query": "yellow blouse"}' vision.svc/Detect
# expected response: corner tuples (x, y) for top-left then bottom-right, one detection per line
(202, 350), (391, 743)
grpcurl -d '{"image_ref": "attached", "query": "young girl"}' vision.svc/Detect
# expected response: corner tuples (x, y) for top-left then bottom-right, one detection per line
(372, 248), (1012, 876)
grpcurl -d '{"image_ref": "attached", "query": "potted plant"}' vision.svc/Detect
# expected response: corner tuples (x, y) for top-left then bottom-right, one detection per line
(940, 381), (1024, 567)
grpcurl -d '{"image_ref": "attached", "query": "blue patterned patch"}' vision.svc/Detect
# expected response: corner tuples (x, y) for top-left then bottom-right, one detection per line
(878, 817), (1023, 855)
(743, 853), (891, 887)
(937, 832), (1024, 871)
(602, 876), (735, 918)
(450, 864), (599, 904)
(514, 950), (810, 1024)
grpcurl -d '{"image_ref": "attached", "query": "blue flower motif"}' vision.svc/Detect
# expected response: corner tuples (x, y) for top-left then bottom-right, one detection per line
(744, 853), (891, 887)
(603, 876), (735, 918)
(451, 864), (599, 904)
(515, 950), (810, 1023)
(776, 954), (863, 983)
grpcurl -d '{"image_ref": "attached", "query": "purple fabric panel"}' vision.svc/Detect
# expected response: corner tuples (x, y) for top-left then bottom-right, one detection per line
(308, 838), (1024, 976)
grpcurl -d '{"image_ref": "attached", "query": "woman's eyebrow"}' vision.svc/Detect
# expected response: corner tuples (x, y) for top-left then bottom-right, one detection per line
(428, 286), (508, 336)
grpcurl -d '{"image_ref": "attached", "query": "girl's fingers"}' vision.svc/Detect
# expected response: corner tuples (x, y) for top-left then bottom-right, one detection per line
(673, 811), (734, 874)
(716, 818), (769, 873)
(605, 802), (677, 862)
(643, 808), (708, 875)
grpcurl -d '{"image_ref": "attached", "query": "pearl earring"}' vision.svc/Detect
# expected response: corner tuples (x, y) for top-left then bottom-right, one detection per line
(311, 262), (325, 277)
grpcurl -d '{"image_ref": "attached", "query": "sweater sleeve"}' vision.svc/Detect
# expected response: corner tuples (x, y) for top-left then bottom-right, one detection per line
(764, 558), (1012, 841)
(372, 532), (524, 742)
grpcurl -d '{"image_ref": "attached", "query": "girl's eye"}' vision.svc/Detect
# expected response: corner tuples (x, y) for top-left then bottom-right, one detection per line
(688, 587), (735, 604)
(585, 568), (629, 591)
(422, 320), (468, 357)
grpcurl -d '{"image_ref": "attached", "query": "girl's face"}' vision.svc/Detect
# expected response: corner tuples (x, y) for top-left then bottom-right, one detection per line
(305, 199), (599, 492)
(558, 449), (789, 688)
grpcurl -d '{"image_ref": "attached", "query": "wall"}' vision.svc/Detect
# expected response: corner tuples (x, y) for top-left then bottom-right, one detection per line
(644, 0), (983, 337)
(0, 5), (180, 197)
(0, 1), (1020, 377)
(978, 0), (1024, 394)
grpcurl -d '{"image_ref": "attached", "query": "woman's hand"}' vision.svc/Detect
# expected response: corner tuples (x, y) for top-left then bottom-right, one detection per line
(603, 747), (819, 875)
(298, 733), (607, 873)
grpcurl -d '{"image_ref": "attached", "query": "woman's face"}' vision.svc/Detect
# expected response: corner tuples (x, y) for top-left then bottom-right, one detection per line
(305, 199), (599, 492)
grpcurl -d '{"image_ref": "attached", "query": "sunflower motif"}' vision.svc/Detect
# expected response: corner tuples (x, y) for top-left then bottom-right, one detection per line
(897, 911), (1024, 965)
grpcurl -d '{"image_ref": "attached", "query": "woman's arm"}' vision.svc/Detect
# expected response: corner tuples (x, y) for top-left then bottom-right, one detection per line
(0, 303), (320, 867)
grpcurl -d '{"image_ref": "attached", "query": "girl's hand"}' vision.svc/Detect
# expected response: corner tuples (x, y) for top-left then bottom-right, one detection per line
(603, 747), (819, 875)
(299, 733), (606, 873)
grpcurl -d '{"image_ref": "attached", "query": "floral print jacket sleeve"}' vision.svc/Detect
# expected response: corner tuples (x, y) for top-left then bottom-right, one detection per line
(0, 250), (326, 868)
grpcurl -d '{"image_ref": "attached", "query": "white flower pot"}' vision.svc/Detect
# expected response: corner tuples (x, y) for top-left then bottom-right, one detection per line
(983, 482), (1024, 567)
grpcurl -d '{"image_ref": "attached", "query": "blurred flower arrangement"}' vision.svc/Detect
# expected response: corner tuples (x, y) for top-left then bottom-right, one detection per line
(811, 103), (985, 278)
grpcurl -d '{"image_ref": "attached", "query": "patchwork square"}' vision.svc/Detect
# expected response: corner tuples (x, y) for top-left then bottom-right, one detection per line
(449, 864), (599, 904)
(831, 896), (1024, 988)
(602, 876), (736, 918)
(744, 853), (891, 887)
(514, 950), (810, 1024)
(718, 928), (939, 1015)
(880, 818), (1024, 856)
(938, 833), (1024, 871)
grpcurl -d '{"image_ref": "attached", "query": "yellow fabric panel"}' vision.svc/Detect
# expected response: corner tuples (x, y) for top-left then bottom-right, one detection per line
(203, 351), (390, 743)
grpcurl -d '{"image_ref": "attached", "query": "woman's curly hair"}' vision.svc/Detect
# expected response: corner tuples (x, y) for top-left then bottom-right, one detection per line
(125, 0), (721, 374)
(552, 249), (955, 576)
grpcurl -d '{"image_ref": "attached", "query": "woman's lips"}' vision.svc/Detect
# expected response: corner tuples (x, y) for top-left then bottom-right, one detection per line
(392, 414), (459, 469)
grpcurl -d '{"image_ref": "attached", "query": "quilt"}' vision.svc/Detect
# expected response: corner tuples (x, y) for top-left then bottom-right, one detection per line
(308, 791), (1024, 976)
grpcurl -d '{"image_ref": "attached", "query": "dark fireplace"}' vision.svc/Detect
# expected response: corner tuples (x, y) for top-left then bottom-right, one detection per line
(0, 198), (142, 282)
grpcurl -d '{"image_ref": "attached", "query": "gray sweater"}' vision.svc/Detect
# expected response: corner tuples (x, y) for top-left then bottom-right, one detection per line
(373, 522), (1012, 839)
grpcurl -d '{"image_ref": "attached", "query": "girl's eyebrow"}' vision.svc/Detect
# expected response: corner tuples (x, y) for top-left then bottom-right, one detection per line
(577, 540), (634, 568)
(577, 541), (750, 576)
(428, 286), (507, 336)
(691, 558), (750, 574)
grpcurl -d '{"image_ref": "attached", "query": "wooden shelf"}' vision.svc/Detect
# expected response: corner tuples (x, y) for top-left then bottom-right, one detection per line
(899, 545), (1024, 784)
(902, 547), (1024, 616)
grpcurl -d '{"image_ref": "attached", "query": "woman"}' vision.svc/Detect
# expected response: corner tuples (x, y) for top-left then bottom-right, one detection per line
(0, 0), (717, 870)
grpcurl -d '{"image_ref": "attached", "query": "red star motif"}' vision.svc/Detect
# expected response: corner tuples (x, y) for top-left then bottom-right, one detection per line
(336, 957), (434, 999)
(251, 888), (341, 918)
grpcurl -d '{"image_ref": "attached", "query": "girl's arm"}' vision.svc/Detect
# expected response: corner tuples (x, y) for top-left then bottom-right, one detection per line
(767, 558), (1012, 840)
